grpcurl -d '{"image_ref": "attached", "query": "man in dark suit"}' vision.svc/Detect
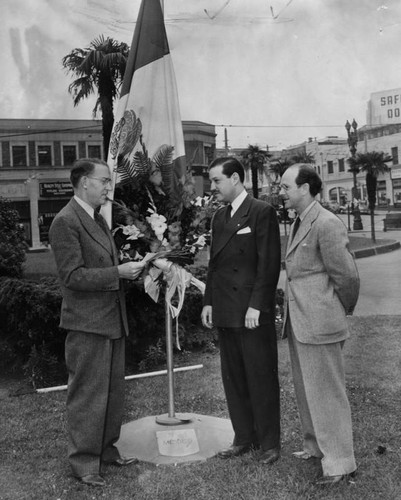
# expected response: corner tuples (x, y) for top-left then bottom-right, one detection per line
(49, 158), (145, 487)
(201, 157), (281, 464)
(280, 164), (359, 486)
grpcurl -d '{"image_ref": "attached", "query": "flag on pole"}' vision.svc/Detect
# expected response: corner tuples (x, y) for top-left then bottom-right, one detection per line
(102, 0), (187, 227)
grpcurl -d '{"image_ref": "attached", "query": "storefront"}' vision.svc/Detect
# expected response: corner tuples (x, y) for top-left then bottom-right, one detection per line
(38, 182), (73, 243)
(377, 180), (389, 207)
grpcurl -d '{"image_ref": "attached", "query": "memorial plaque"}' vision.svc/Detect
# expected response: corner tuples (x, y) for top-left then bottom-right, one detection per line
(156, 429), (200, 457)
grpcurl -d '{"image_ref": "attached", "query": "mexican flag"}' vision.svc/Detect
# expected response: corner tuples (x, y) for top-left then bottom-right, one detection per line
(102, 0), (186, 226)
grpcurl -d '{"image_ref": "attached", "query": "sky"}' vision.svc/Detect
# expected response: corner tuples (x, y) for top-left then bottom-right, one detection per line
(2, 0), (401, 150)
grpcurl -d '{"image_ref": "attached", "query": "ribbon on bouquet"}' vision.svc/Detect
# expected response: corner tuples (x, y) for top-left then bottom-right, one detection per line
(143, 256), (205, 349)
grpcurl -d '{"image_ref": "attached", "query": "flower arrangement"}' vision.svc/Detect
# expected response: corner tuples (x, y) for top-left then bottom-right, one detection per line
(108, 110), (218, 315)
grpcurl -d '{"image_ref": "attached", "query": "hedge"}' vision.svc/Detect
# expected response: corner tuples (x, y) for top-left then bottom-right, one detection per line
(0, 268), (284, 388)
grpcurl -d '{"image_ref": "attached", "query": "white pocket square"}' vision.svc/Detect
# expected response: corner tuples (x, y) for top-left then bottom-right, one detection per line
(237, 226), (251, 234)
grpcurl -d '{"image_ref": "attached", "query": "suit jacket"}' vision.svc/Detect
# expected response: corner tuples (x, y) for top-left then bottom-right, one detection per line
(204, 195), (281, 328)
(283, 202), (360, 344)
(49, 198), (128, 338)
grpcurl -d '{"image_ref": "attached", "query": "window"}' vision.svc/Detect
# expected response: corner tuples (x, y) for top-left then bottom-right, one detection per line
(12, 145), (28, 166)
(391, 147), (398, 165)
(87, 144), (102, 159)
(37, 145), (52, 166)
(338, 158), (345, 172)
(62, 145), (77, 165)
(327, 160), (334, 174)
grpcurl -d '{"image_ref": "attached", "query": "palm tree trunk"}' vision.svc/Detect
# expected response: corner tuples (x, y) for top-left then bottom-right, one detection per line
(251, 166), (258, 199)
(370, 209), (376, 242)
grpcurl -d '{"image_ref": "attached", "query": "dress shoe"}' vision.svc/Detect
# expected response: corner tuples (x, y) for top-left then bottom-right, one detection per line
(256, 447), (280, 465)
(104, 457), (138, 467)
(217, 444), (253, 459)
(79, 474), (106, 487)
(315, 470), (357, 486)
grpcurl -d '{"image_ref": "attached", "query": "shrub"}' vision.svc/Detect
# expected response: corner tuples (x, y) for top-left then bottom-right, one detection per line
(0, 269), (285, 387)
(0, 276), (67, 386)
(0, 197), (28, 278)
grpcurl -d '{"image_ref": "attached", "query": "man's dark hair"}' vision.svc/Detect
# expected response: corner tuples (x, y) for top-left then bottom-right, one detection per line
(208, 156), (245, 184)
(70, 158), (108, 188)
(295, 164), (322, 197)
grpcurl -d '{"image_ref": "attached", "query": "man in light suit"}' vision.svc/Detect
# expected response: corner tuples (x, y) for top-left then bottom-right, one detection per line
(201, 157), (281, 465)
(49, 158), (144, 487)
(280, 164), (360, 486)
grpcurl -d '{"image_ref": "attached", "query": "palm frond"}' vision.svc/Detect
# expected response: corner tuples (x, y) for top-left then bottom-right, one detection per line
(153, 144), (174, 193)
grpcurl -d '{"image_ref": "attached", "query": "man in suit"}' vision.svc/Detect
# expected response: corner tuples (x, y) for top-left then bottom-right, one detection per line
(280, 164), (360, 486)
(49, 158), (145, 487)
(201, 157), (281, 464)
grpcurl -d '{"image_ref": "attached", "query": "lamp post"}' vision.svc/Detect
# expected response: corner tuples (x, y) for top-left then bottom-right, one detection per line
(345, 119), (363, 230)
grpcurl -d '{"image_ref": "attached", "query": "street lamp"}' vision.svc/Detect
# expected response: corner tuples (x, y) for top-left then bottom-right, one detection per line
(345, 119), (363, 230)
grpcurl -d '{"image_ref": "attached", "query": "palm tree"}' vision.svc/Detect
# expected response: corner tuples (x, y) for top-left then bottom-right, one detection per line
(347, 151), (392, 242)
(62, 35), (129, 157)
(290, 151), (315, 164)
(269, 158), (293, 186)
(240, 145), (271, 199)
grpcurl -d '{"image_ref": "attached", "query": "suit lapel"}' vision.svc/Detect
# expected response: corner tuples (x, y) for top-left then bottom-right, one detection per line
(212, 195), (252, 258)
(71, 199), (114, 255)
(286, 203), (320, 257)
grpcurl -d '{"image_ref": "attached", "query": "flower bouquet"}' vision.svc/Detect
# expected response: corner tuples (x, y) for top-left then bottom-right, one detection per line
(108, 111), (217, 329)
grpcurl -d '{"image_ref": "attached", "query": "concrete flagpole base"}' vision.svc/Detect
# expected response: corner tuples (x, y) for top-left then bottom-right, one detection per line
(116, 413), (234, 465)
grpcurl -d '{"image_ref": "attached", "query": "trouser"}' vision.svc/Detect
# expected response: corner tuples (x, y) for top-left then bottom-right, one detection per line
(65, 331), (125, 477)
(287, 323), (356, 476)
(218, 322), (280, 451)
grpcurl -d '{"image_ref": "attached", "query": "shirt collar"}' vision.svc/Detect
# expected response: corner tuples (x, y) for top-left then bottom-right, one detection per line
(230, 189), (247, 216)
(74, 195), (95, 219)
(298, 200), (316, 221)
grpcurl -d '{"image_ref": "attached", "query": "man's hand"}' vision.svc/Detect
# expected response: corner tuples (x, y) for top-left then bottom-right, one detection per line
(118, 261), (146, 281)
(201, 305), (213, 329)
(245, 307), (260, 329)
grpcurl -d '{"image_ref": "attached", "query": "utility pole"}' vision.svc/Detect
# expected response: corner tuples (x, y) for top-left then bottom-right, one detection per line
(224, 128), (229, 155)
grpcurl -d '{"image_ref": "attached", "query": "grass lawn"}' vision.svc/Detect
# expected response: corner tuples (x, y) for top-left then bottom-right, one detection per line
(1, 316), (400, 499)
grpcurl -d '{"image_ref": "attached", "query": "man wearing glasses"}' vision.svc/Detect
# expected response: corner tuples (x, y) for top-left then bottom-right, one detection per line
(280, 164), (359, 486)
(49, 158), (144, 487)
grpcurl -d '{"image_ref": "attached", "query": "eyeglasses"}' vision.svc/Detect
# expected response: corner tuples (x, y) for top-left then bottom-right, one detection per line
(87, 176), (112, 187)
(279, 183), (302, 192)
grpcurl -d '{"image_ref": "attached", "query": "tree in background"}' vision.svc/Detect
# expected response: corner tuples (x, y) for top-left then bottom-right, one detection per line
(0, 197), (27, 278)
(62, 35), (129, 157)
(290, 151), (315, 164)
(347, 151), (392, 242)
(240, 145), (272, 199)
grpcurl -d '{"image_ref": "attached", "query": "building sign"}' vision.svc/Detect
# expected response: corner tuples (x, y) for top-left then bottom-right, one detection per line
(367, 88), (401, 125)
(39, 182), (73, 198)
(0, 183), (27, 198)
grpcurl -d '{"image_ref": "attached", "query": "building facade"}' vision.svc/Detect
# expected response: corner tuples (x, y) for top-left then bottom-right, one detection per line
(0, 118), (216, 249)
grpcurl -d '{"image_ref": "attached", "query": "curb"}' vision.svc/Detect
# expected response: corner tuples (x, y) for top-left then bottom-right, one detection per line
(352, 240), (400, 259)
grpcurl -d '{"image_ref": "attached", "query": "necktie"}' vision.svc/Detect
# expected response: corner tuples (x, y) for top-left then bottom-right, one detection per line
(225, 204), (232, 222)
(94, 211), (109, 234)
(291, 217), (300, 241)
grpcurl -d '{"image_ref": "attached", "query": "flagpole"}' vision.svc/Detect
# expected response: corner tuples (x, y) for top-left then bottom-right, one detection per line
(154, 0), (190, 425)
